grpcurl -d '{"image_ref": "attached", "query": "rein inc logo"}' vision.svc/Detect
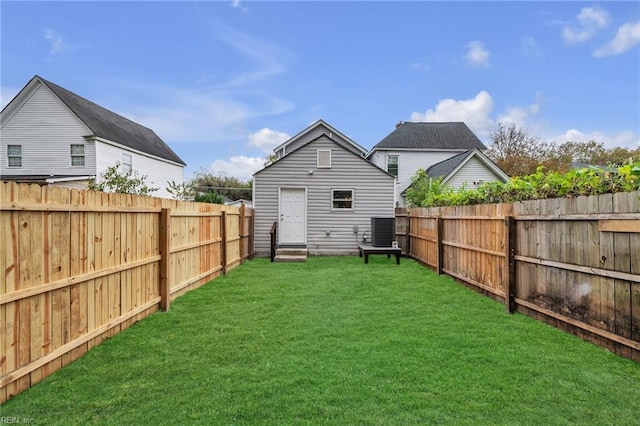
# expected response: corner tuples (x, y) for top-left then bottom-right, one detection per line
(1, 418), (34, 424)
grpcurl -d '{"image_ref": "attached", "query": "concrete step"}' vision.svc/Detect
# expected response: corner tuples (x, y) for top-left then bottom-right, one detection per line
(275, 247), (307, 262)
(274, 254), (307, 262)
(276, 248), (308, 257)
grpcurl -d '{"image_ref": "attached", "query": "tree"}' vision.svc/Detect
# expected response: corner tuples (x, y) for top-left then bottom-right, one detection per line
(600, 146), (640, 167)
(90, 162), (158, 196)
(194, 192), (225, 204)
(190, 168), (252, 200)
(486, 122), (552, 176)
(263, 153), (278, 167)
(166, 180), (195, 201)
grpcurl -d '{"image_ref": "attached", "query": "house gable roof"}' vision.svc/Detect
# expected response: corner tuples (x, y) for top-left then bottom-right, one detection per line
(255, 133), (392, 178)
(3, 75), (186, 166)
(368, 122), (486, 155)
(426, 148), (510, 184)
(274, 119), (367, 157)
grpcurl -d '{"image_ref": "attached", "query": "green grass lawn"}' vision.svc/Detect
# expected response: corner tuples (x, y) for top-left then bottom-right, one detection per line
(3, 256), (639, 425)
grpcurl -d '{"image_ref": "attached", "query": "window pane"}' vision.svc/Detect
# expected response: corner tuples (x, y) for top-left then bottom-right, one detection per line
(70, 144), (84, 155)
(333, 190), (352, 200)
(332, 200), (352, 209)
(122, 154), (132, 173)
(8, 157), (22, 167)
(8, 145), (21, 156)
(387, 156), (398, 176)
(71, 156), (85, 166)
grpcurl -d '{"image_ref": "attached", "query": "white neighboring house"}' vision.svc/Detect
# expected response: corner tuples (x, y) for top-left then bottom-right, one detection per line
(0, 75), (186, 197)
(367, 122), (509, 206)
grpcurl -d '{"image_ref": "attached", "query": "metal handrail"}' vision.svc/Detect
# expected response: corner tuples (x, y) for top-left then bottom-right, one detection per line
(269, 221), (277, 262)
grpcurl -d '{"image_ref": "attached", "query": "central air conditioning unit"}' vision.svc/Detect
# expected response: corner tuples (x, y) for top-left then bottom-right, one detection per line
(371, 217), (395, 247)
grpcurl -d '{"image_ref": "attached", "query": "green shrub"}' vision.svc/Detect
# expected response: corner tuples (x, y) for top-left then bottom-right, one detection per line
(406, 162), (640, 207)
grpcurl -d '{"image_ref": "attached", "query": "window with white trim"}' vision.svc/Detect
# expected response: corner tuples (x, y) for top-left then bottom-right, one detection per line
(70, 144), (85, 166)
(7, 145), (22, 167)
(317, 150), (331, 168)
(387, 155), (398, 177)
(121, 153), (132, 173)
(331, 189), (354, 210)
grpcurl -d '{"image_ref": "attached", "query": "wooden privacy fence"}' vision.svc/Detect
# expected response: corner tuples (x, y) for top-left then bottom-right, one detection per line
(398, 191), (640, 361)
(0, 182), (254, 403)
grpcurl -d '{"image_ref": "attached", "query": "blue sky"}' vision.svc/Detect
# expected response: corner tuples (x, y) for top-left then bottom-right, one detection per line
(2, 1), (639, 181)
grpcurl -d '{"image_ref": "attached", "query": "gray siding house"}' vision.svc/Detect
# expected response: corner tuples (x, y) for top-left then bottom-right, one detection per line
(0, 75), (185, 197)
(253, 121), (395, 257)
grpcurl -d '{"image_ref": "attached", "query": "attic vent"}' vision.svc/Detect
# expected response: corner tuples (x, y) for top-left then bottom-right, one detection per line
(317, 150), (331, 168)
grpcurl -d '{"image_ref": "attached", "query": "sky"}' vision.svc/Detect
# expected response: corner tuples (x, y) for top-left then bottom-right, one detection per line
(1, 1), (639, 181)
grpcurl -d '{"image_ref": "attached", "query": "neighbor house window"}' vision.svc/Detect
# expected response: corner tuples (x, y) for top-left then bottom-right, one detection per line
(121, 153), (132, 173)
(317, 150), (331, 168)
(70, 144), (85, 166)
(7, 145), (22, 167)
(332, 189), (354, 210)
(387, 155), (398, 177)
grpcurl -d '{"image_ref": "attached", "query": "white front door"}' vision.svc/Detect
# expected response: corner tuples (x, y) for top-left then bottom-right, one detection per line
(280, 188), (306, 245)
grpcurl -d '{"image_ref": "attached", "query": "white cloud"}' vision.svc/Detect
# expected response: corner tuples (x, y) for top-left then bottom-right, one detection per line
(214, 23), (287, 88)
(557, 129), (639, 149)
(497, 93), (542, 128)
(562, 6), (610, 44)
(43, 28), (71, 55)
(577, 6), (610, 28)
(210, 156), (264, 181)
(410, 91), (495, 137)
(465, 41), (490, 68)
(249, 128), (291, 153)
(103, 77), (293, 145)
(230, 0), (249, 13)
(410, 62), (429, 71)
(593, 21), (640, 57)
(521, 36), (544, 58)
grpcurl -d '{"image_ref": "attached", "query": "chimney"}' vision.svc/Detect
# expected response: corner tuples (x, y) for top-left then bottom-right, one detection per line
(395, 121), (403, 129)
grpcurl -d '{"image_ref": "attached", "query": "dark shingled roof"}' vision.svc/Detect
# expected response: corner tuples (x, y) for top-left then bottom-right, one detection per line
(39, 76), (186, 166)
(371, 122), (486, 151)
(426, 150), (472, 179)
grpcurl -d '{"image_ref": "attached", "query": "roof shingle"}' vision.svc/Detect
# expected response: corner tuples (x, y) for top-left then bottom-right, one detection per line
(370, 122), (486, 151)
(426, 150), (472, 179)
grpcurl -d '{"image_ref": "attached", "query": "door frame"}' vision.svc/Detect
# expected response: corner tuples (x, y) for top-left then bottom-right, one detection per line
(278, 186), (307, 245)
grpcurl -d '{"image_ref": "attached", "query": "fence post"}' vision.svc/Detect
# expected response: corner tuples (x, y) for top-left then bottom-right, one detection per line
(239, 203), (246, 262)
(249, 210), (254, 260)
(221, 210), (227, 274)
(505, 215), (517, 313)
(436, 215), (444, 275)
(160, 208), (171, 311)
(407, 209), (411, 258)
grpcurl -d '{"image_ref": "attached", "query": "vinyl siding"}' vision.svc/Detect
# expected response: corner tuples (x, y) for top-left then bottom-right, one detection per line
(369, 149), (464, 205)
(95, 142), (184, 199)
(254, 136), (394, 256)
(445, 156), (505, 190)
(0, 85), (96, 176)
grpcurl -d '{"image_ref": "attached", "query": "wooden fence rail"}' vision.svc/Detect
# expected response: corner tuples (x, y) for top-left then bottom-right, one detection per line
(397, 192), (640, 361)
(0, 182), (254, 403)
